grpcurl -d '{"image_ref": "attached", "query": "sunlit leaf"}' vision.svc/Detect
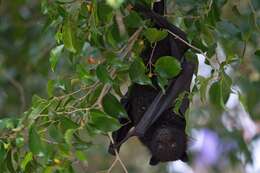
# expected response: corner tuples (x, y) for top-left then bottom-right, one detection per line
(209, 81), (223, 108)
(30, 95), (52, 118)
(15, 137), (24, 148)
(129, 58), (152, 85)
(21, 152), (33, 171)
(47, 80), (55, 97)
(64, 129), (76, 145)
(49, 45), (64, 72)
(198, 76), (211, 103)
(106, 0), (124, 8)
(89, 109), (121, 132)
(75, 150), (87, 161)
(29, 125), (44, 156)
(143, 28), (168, 43)
(62, 19), (77, 53)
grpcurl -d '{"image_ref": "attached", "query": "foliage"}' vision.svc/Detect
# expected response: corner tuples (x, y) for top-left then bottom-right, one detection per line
(0, 0), (260, 172)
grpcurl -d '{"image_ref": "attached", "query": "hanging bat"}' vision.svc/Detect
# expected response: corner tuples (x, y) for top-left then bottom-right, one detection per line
(108, 0), (195, 165)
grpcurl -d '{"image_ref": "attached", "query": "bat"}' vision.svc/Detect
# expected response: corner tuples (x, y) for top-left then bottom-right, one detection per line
(108, 0), (195, 165)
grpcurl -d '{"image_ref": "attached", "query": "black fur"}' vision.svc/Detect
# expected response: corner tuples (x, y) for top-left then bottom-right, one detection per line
(108, 1), (195, 165)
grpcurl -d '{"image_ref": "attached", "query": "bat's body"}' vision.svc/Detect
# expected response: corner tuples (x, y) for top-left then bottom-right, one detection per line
(108, 1), (195, 165)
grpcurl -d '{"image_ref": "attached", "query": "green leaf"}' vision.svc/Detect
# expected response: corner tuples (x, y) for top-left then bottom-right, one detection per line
(0, 143), (6, 162)
(76, 64), (94, 84)
(97, 2), (113, 23)
(125, 11), (143, 28)
(209, 80), (226, 109)
(217, 21), (240, 38)
(173, 92), (187, 114)
(64, 129), (76, 145)
(157, 76), (168, 93)
(75, 150), (87, 161)
(43, 166), (53, 173)
(221, 72), (232, 103)
(48, 124), (64, 143)
(47, 80), (55, 97)
(50, 45), (64, 72)
(6, 150), (15, 173)
(30, 95), (52, 118)
(15, 137), (24, 148)
(29, 125), (44, 156)
(102, 93), (127, 118)
(21, 152), (33, 171)
(106, 23), (124, 48)
(86, 84), (104, 106)
(62, 19), (77, 53)
(60, 117), (79, 131)
(129, 58), (152, 85)
(155, 56), (182, 78)
(0, 118), (18, 130)
(198, 76), (211, 103)
(89, 109), (121, 132)
(143, 28), (168, 43)
(96, 64), (113, 84)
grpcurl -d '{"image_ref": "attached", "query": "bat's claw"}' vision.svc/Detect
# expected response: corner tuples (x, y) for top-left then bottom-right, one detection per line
(149, 156), (160, 166)
(108, 143), (116, 155)
(108, 143), (119, 156)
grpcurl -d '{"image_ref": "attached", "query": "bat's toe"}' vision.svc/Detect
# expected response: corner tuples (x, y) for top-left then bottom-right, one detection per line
(108, 143), (116, 156)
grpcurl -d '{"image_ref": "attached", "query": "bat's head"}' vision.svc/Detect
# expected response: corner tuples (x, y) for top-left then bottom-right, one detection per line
(149, 126), (188, 164)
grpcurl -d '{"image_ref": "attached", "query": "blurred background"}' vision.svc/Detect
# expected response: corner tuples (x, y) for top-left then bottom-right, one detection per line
(0, 0), (260, 173)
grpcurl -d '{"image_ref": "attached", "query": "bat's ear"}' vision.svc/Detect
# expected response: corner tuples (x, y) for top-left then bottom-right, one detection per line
(180, 152), (189, 162)
(149, 156), (160, 166)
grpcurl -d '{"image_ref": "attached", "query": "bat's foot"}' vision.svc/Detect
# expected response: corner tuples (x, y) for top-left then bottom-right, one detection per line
(149, 156), (160, 166)
(108, 143), (119, 156)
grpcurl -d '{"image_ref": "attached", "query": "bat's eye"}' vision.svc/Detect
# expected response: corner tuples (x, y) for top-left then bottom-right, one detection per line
(141, 106), (146, 110)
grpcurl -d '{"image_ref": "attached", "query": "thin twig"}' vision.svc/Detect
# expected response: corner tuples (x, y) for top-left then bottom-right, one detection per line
(115, 10), (126, 36)
(107, 133), (128, 173)
(55, 84), (96, 100)
(166, 29), (209, 59)
(95, 69), (116, 107)
(242, 41), (247, 59)
(95, 85), (110, 107)
(148, 42), (157, 74)
(56, 108), (89, 115)
(42, 138), (58, 144)
(119, 27), (143, 58)
(107, 158), (118, 173)
(56, 88), (84, 100)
